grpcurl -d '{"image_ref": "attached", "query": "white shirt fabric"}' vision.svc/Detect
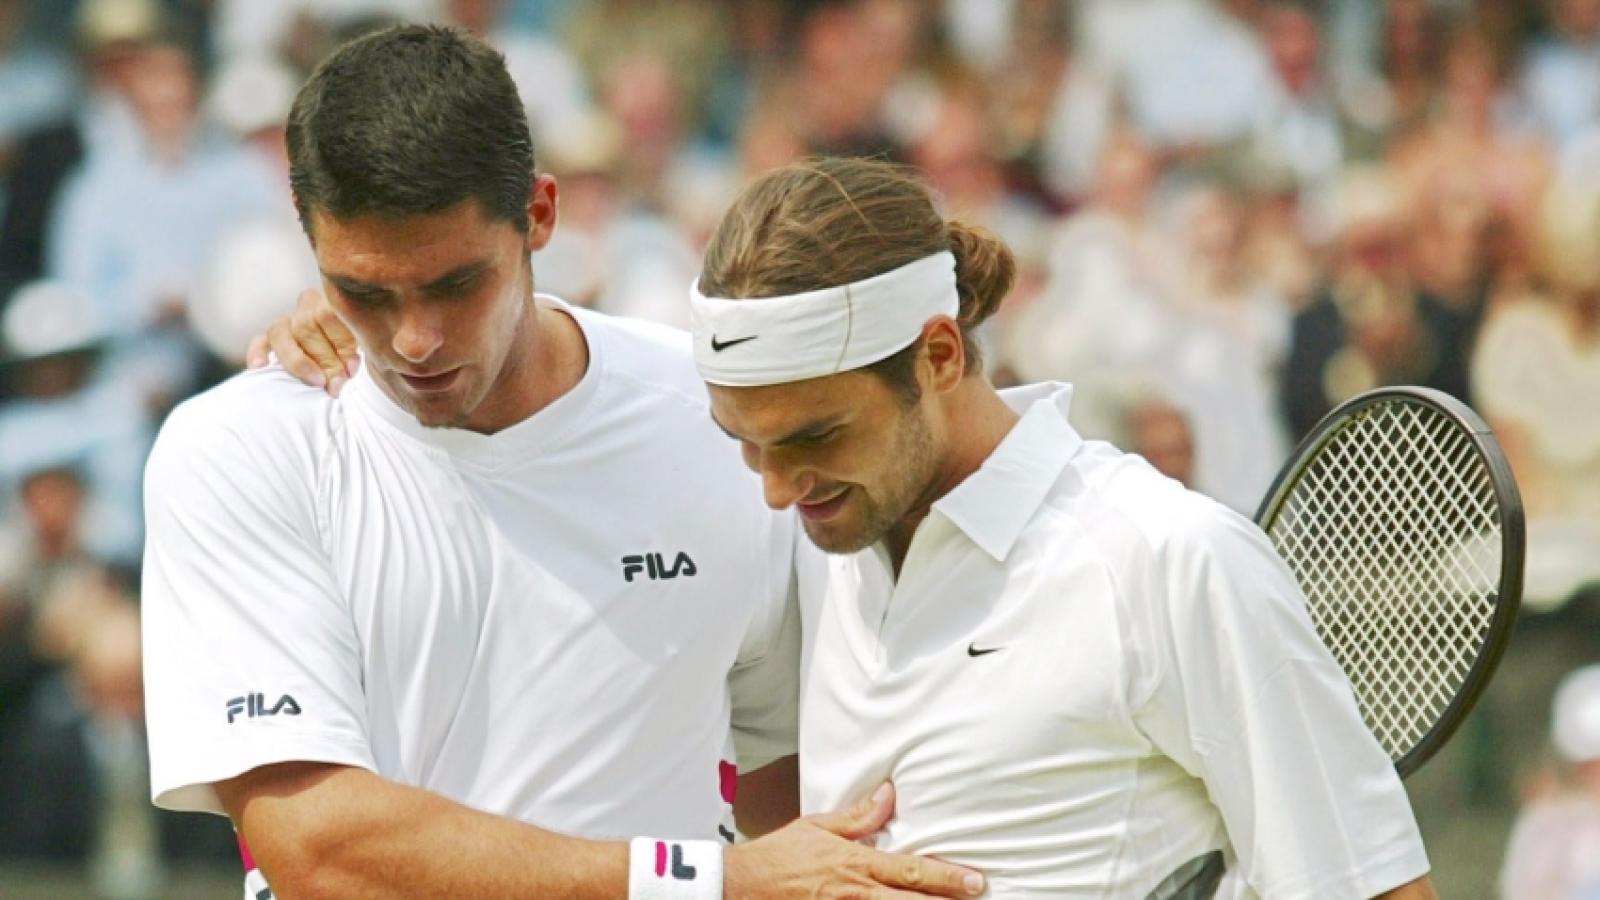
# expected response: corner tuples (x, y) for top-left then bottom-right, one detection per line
(798, 382), (1429, 898)
(142, 299), (801, 845)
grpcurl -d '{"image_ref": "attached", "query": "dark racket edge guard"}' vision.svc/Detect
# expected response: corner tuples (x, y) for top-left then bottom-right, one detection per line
(1252, 386), (1526, 778)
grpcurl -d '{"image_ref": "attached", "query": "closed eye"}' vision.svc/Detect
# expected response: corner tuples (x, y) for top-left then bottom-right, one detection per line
(787, 427), (840, 448)
(339, 285), (390, 307)
(425, 271), (484, 299)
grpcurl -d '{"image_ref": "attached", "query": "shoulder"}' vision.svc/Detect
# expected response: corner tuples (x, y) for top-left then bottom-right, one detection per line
(149, 365), (335, 494)
(575, 305), (709, 411)
(1044, 441), (1280, 587)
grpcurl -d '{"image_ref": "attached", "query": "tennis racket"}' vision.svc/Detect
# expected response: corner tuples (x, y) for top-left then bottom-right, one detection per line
(1254, 386), (1524, 777)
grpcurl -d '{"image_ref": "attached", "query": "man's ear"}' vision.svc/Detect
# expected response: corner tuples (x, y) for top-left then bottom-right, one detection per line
(526, 174), (559, 252)
(919, 316), (967, 395)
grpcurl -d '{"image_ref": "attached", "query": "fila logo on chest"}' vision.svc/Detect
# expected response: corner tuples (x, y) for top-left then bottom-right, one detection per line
(622, 552), (698, 583)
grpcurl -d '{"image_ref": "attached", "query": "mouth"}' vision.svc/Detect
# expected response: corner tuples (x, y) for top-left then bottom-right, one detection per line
(398, 367), (463, 394)
(796, 487), (851, 523)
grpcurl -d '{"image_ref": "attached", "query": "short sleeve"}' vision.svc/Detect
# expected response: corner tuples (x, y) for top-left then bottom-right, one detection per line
(1132, 504), (1430, 899)
(141, 396), (375, 816)
(725, 512), (803, 773)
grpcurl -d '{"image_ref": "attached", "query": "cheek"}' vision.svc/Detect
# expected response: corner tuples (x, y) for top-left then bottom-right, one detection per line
(821, 430), (900, 489)
(462, 284), (522, 359)
(329, 305), (391, 354)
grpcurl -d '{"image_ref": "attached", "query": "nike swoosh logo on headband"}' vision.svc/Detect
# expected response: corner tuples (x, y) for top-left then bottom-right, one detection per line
(710, 334), (758, 352)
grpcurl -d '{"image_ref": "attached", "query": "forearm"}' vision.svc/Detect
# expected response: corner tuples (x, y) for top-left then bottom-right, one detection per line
(1373, 874), (1437, 899)
(221, 763), (626, 900)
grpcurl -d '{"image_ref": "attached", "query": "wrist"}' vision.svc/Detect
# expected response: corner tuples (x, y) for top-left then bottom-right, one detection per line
(721, 843), (754, 899)
(628, 837), (723, 900)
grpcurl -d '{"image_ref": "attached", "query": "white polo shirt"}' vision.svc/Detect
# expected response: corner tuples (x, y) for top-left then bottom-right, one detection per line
(142, 298), (800, 844)
(798, 383), (1430, 899)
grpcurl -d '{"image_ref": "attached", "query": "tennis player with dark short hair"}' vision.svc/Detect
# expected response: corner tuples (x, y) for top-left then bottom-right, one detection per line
(269, 156), (1443, 897)
(141, 26), (983, 900)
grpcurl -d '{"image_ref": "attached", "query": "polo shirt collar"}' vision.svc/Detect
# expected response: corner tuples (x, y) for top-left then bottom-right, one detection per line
(929, 382), (1083, 563)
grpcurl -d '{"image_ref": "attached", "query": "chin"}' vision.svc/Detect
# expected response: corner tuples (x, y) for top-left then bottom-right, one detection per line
(401, 393), (471, 429)
(800, 518), (878, 556)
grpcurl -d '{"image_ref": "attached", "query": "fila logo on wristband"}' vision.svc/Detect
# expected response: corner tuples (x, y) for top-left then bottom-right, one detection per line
(655, 842), (697, 880)
(629, 837), (723, 900)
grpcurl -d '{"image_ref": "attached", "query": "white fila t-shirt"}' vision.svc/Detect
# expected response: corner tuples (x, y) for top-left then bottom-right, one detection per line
(142, 298), (800, 844)
(798, 383), (1430, 899)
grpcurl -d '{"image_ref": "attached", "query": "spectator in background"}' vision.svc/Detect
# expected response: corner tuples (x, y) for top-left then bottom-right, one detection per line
(1123, 389), (1197, 487)
(443, 0), (592, 150)
(1251, 0), (1345, 238)
(1240, 177), (1321, 311)
(0, 465), (157, 897)
(1007, 130), (1187, 441)
(1336, 0), (1446, 160)
(1283, 166), (1476, 439)
(0, 0), (75, 152)
(1008, 132), (1287, 514)
(0, 0), (160, 319)
(906, 71), (1051, 328)
(1500, 665), (1600, 899)
(533, 114), (624, 309)
(0, 463), (139, 871)
(0, 282), (151, 567)
(999, 0), (1116, 206)
(1406, 152), (1497, 317)
(1080, 0), (1275, 165)
(1390, 24), (1550, 288)
(209, 0), (436, 64)
(1472, 178), (1600, 611)
(564, 0), (726, 156)
(756, 0), (925, 160)
(191, 55), (318, 367)
(1166, 183), (1292, 512)
(46, 29), (282, 406)
(1522, 0), (1600, 153)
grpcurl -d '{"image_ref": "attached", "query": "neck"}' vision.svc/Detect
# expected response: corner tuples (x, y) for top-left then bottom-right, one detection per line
(460, 299), (589, 434)
(882, 378), (1020, 571)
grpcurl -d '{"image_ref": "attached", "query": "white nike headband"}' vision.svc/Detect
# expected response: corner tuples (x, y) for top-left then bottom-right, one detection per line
(689, 251), (959, 387)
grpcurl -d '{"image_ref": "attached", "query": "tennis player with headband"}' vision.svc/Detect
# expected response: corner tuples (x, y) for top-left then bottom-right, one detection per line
(685, 157), (1439, 899)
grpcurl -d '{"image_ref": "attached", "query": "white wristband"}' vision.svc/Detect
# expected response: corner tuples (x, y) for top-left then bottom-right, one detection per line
(628, 837), (723, 900)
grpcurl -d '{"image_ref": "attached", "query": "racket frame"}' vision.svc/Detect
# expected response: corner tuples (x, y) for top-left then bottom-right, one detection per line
(1253, 386), (1525, 777)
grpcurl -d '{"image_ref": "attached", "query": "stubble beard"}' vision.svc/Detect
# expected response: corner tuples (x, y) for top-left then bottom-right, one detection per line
(802, 404), (940, 555)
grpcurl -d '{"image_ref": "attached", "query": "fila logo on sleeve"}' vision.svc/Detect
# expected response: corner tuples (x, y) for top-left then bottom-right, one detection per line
(622, 552), (698, 583)
(226, 693), (302, 724)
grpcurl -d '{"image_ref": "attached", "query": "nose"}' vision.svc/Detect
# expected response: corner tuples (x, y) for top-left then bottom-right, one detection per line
(392, 307), (443, 365)
(755, 451), (814, 511)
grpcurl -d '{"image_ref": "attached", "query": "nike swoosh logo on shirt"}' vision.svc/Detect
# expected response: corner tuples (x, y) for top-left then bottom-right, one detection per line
(710, 334), (758, 352)
(967, 643), (1003, 657)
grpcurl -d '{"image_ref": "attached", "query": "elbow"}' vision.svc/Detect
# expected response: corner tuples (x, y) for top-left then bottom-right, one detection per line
(248, 817), (367, 900)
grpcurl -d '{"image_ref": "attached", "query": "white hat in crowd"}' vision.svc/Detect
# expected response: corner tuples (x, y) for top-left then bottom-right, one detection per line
(1553, 664), (1600, 765)
(1, 280), (107, 362)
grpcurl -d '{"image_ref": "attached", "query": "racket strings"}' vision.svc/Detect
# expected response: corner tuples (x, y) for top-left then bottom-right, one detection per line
(1267, 401), (1502, 762)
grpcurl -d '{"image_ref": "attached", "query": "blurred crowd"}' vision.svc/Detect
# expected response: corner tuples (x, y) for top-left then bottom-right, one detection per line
(0, 0), (1598, 895)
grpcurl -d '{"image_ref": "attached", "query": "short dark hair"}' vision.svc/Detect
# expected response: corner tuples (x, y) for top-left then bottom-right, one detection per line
(286, 24), (535, 233)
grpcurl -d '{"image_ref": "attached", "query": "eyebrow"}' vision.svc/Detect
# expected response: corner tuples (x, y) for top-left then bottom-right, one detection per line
(709, 412), (844, 448)
(324, 261), (491, 296)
